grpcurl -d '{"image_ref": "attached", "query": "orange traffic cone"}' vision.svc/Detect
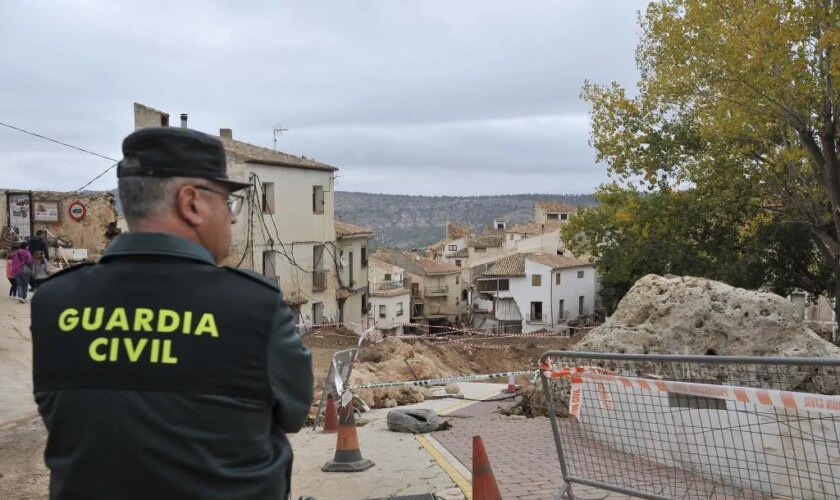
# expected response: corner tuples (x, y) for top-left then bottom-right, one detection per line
(507, 373), (517, 393)
(322, 398), (374, 472)
(322, 395), (339, 434)
(472, 435), (502, 500)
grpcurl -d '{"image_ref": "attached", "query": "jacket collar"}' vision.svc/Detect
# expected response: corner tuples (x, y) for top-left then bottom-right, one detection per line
(102, 232), (217, 266)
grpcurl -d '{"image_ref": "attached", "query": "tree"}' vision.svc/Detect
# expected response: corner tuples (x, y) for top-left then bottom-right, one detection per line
(580, 0), (840, 315)
(563, 185), (833, 314)
(563, 185), (758, 312)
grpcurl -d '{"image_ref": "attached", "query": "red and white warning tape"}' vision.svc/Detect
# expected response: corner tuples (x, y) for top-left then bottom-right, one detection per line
(540, 363), (840, 418)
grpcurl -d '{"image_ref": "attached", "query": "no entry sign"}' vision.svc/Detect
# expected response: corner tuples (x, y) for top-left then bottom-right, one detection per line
(68, 201), (86, 221)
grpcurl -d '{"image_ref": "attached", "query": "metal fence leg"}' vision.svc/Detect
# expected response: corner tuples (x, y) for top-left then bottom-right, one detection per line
(554, 482), (575, 500)
(541, 371), (577, 500)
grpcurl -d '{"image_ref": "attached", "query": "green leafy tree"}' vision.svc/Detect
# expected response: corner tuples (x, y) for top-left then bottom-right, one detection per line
(579, 0), (840, 314)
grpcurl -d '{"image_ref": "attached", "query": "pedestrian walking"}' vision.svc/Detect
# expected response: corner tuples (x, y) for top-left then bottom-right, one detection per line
(31, 251), (51, 291)
(6, 245), (17, 298)
(31, 127), (313, 500)
(10, 241), (33, 303)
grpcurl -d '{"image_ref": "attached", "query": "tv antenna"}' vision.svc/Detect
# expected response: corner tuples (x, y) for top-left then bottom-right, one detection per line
(272, 124), (289, 150)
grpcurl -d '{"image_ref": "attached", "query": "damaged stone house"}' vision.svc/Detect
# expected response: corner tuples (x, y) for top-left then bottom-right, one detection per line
(1, 189), (119, 259)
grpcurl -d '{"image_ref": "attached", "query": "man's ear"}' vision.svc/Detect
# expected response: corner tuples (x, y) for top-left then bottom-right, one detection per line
(175, 185), (203, 227)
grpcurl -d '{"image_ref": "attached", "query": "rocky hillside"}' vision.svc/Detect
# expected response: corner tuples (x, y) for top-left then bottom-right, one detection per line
(336, 192), (596, 249)
(115, 189), (596, 250)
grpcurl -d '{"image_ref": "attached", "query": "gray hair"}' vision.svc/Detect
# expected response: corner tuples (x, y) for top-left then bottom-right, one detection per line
(118, 176), (189, 224)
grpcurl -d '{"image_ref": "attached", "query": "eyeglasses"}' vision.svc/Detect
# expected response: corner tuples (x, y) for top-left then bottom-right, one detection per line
(192, 186), (244, 216)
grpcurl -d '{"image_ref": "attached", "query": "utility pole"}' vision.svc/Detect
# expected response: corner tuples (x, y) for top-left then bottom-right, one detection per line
(272, 124), (289, 150)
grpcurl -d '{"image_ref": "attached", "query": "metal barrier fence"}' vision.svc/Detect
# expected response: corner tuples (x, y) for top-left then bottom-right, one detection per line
(539, 351), (840, 500)
(312, 347), (357, 431)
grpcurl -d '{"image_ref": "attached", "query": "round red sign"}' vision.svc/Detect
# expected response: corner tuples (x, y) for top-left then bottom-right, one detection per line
(68, 201), (86, 221)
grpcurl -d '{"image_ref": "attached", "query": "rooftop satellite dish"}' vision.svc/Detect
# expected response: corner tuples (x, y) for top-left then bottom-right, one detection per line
(339, 254), (348, 268)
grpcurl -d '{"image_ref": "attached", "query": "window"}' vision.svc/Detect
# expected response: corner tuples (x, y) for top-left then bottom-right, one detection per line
(559, 299), (565, 319)
(560, 213), (569, 221)
(579, 296), (585, 316)
(475, 247), (486, 253)
(547, 213), (559, 220)
(262, 182), (275, 213)
(379, 304), (386, 318)
(496, 223), (504, 229)
(448, 244), (457, 251)
(361, 294), (368, 315)
(477, 279), (510, 292)
(456, 275), (460, 284)
(462, 289), (468, 301)
(396, 302), (404, 317)
(557, 250), (564, 256)
(555, 273), (561, 285)
(531, 274), (542, 286)
(312, 185), (324, 214)
(361, 247), (367, 267)
(577, 270), (584, 279)
(384, 273), (392, 281)
(455, 259), (462, 267)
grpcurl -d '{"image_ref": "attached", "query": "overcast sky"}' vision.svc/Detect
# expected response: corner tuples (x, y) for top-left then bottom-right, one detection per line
(0, 1), (646, 195)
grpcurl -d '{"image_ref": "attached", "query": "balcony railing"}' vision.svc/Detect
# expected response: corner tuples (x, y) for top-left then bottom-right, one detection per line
(371, 280), (405, 292)
(425, 285), (449, 297)
(312, 270), (327, 292)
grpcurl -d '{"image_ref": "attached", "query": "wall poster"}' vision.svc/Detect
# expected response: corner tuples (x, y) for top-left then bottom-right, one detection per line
(6, 192), (32, 241)
(34, 200), (60, 222)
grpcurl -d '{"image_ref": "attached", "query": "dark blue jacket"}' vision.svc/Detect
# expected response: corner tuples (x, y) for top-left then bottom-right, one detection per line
(31, 233), (313, 500)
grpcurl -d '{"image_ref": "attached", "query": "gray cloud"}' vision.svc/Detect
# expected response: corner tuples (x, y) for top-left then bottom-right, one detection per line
(0, 0), (646, 194)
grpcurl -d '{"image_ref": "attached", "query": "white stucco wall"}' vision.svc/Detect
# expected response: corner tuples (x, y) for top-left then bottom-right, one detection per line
(553, 265), (596, 321)
(231, 162), (339, 323)
(441, 238), (466, 256)
(514, 231), (561, 254)
(370, 292), (410, 333)
(336, 235), (370, 290)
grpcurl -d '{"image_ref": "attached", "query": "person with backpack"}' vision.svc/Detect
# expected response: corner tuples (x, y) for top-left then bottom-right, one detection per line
(10, 241), (33, 303)
(31, 250), (51, 291)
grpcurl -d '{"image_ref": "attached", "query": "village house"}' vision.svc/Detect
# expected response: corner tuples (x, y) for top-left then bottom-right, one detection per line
(535, 201), (578, 224)
(378, 250), (466, 329)
(134, 103), (342, 329)
(368, 256), (412, 336)
(335, 221), (373, 327)
(473, 253), (596, 333)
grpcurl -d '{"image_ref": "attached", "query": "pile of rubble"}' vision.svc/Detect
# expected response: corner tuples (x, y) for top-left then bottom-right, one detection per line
(576, 274), (840, 393)
(348, 338), (470, 409)
(504, 274), (840, 418)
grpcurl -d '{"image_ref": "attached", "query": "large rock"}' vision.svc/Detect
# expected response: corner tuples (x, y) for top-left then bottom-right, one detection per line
(576, 275), (840, 392)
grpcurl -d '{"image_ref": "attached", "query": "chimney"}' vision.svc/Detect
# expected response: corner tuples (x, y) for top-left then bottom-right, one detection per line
(219, 128), (233, 139)
(180, 113), (188, 128)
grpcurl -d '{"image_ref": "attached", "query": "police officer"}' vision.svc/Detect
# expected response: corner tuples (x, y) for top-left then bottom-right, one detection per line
(31, 127), (313, 500)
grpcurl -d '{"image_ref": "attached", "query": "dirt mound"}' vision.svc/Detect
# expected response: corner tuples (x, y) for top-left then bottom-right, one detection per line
(349, 337), (462, 408)
(576, 274), (840, 392)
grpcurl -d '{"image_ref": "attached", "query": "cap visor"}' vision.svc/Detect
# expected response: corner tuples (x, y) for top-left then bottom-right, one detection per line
(213, 178), (252, 192)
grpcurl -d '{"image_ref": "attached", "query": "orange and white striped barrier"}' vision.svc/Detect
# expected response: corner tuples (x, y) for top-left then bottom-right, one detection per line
(540, 363), (840, 418)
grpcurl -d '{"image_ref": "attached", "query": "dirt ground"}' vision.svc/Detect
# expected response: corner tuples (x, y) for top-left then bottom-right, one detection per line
(0, 323), (576, 499)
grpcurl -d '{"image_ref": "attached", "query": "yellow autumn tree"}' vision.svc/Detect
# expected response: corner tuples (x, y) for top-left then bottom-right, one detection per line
(582, 0), (840, 305)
